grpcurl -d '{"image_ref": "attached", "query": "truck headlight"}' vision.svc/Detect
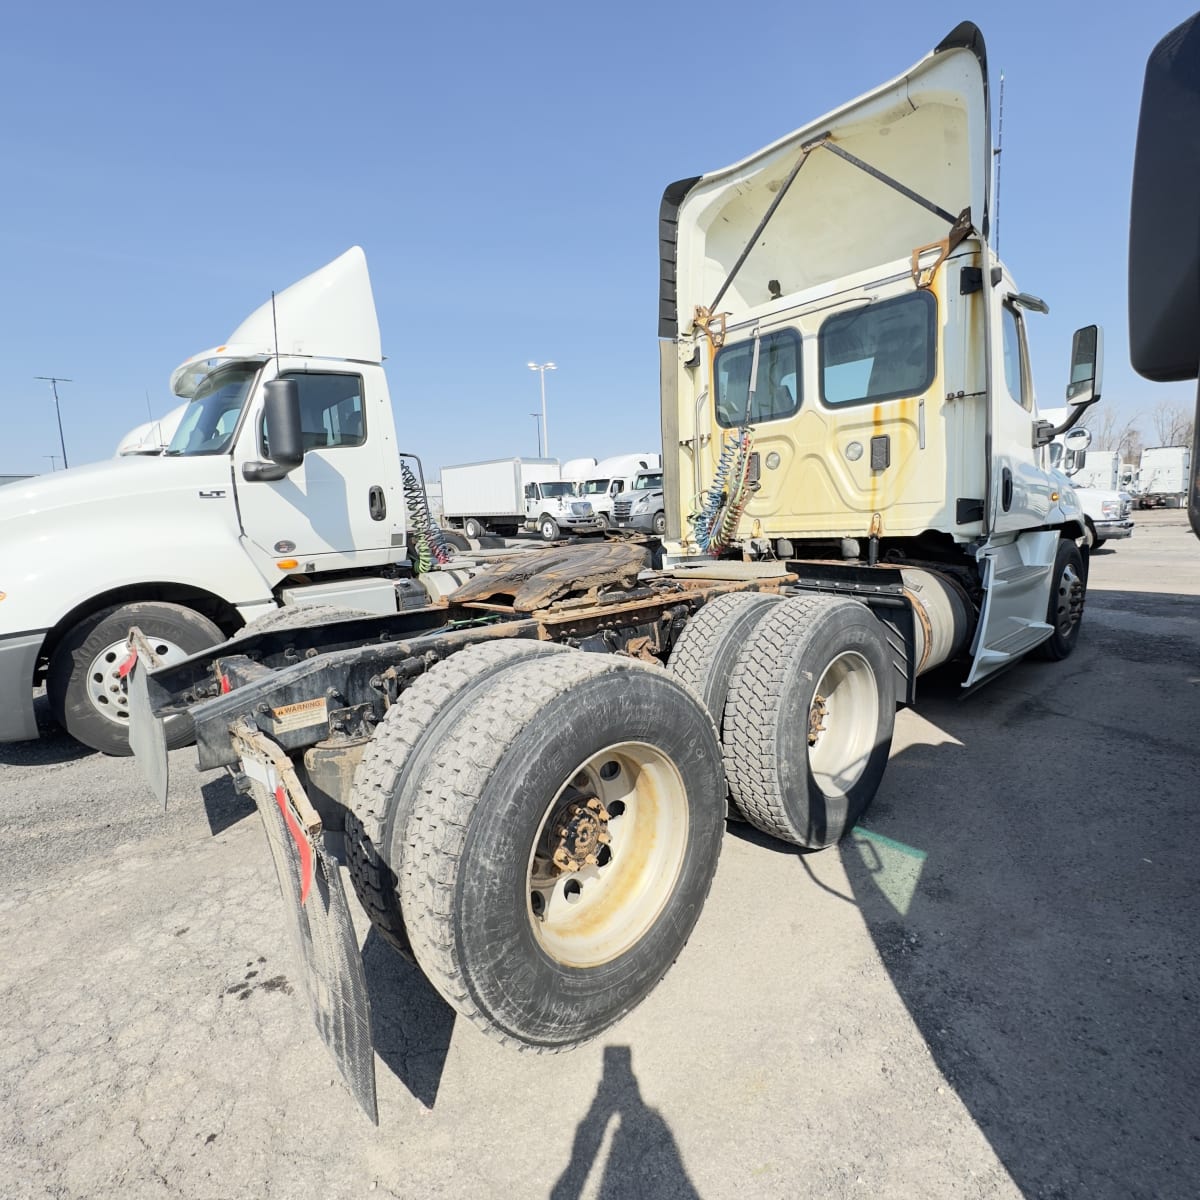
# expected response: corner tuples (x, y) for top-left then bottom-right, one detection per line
(1100, 501), (1120, 518)
(633, 496), (650, 512)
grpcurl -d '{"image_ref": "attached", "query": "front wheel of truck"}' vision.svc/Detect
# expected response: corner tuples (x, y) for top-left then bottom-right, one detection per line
(1035, 538), (1086, 661)
(47, 601), (224, 755)
(399, 652), (726, 1050)
(539, 516), (560, 541)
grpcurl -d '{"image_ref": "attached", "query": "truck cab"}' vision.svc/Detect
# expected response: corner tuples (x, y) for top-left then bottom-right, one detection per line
(522, 480), (601, 540)
(613, 470), (666, 534)
(658, 21), (1097, 687)
(0, 248), (426, 754)
(578, 453), (662, 529)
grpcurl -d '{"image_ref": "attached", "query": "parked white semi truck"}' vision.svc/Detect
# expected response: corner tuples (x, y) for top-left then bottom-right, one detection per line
(0, 249), (457, 755)
(577, 452), (661, 528)
(120, 23), (1106, 1122)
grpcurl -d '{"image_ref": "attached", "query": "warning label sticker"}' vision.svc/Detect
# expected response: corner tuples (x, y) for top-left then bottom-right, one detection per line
(269, 697), (328, 733)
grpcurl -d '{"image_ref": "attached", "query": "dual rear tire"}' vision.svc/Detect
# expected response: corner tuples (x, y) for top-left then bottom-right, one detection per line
(668, 590), (894, 849)
(345, 644), (725, 1049)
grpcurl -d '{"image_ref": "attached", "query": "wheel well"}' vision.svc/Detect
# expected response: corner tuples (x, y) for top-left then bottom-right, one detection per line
(37, 584), (245, 680)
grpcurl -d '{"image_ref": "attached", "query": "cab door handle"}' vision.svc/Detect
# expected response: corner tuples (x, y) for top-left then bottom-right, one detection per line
(369, 486), (387, 521)
(1001, 467), (1014, 512)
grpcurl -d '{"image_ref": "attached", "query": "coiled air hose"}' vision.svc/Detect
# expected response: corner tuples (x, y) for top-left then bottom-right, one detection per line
(401, 463), (453, 573)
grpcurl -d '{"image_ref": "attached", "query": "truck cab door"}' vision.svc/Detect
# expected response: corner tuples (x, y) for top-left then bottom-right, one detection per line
(989, 299), (1052, 534)
(234, 365), (399, 571)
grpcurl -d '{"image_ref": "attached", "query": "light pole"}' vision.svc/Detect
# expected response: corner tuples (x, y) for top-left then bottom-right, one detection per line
(530, 412), (543, 457)
(526, 362), (556, 457)
(35, 376), (71, 469)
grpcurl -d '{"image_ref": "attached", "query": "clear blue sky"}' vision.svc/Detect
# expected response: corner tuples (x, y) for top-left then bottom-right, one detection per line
(2, 0), (1196, 476)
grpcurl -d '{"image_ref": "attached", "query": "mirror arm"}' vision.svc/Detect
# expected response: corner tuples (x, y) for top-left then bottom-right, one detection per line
(1034, 399), (1096, 447)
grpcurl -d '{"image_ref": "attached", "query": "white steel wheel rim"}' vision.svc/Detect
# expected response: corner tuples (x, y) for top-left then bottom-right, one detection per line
(807, 650), (879, 797)
(526, 741), (689, 968)
(86, 635), (191, 727)
(541, 521), (555, 538)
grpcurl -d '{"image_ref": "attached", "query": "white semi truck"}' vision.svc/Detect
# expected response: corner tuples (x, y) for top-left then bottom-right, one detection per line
(577, 452), (661, 528)
(119, 23), (1107, 1122)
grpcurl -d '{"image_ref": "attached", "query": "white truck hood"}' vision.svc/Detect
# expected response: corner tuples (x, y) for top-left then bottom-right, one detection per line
(170, 246), (381, 394)
(666, 22), (989, 328)
(0, 456), (231, 527)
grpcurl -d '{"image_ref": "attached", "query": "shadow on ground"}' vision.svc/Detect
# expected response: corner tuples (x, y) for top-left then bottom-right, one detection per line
(360, 929), (455, 1109)
(839, 589), (1200, 1199)
(200, 773), (255, 836)
(551, 1045), (700, 1200)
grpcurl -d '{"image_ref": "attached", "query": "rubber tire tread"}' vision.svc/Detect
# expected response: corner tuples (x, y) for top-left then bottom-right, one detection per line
(723, 593), (893, 849)
(667, 591), (783, 725)
(343, 640), (568, 957)
(400, 651), (725, 1052)
(239, 605), (373, 635)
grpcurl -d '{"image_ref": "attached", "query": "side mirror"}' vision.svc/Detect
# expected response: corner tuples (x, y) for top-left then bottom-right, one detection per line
(263, 379), (304, 467)
(1064, 426), (1092, 452)
(1066, 326), (1103, 407)
(1065, 448), (1087, 474)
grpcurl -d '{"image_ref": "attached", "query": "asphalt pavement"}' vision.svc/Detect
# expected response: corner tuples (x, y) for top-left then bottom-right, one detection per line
(2, 510), (1197, 1199)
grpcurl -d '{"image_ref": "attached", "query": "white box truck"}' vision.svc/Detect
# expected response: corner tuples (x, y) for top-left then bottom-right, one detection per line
(440, 457), (560, 538)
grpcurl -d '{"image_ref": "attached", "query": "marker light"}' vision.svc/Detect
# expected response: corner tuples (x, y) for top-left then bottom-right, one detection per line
(276, 559), (299, 570)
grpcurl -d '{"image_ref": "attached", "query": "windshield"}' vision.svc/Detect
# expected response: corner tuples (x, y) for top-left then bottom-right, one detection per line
(540, 481), (576, 498)
(165, 364), (258, 456)
(580, 479), (609, 495)
(634, 473), (662, 490)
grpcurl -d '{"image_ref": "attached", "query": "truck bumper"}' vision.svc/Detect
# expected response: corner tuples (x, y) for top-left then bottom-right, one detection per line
(1095, 520), (1135, 541)
(0, 631), (45, 742)
(617, 514), (658, 532)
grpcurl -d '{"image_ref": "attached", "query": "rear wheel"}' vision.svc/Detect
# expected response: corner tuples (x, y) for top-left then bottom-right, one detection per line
(344, 641), (567, 958)
(722, 594), (894, 849)
(464, 517), (486, 539)
(48, 602), (224, 755)
(1036, 538), (1086, 661)
(400, 653), (725, 1049)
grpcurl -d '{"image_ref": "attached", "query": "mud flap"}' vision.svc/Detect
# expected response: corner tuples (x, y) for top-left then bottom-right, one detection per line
(232, 722), (379, 1124)
(125, 629), (170, 808)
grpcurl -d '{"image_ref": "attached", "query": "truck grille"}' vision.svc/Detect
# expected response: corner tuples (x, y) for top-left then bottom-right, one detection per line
(614, 500), (632, 520)
(571, 501), (593, 517)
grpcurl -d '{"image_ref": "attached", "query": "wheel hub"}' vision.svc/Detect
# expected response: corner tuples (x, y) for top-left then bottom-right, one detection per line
(85, 635), (190, 727)
(808, 694), (828, 747)
(551, 797), (611, 872)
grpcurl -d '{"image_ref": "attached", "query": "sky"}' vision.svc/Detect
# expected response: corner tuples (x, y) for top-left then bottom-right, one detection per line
(2, 0), (1197, 478)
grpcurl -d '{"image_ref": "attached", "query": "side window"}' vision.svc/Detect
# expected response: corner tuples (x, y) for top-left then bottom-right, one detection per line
(714, 330), (801, 428)
(524, 483), (537, 500)
(264, 372), (366, 454)
(819, 291), (937, 406)
(1001, 305), (1031, 411)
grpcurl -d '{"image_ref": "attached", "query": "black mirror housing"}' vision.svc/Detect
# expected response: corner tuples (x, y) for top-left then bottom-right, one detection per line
(263, 378), (304, 468)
